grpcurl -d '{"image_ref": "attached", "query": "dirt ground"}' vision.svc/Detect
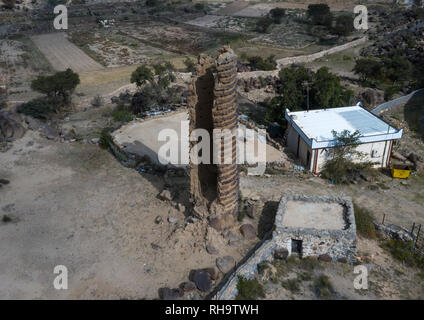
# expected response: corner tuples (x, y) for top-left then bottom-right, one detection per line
(263, 237), (424, 300)
(0, 128), (257, 299)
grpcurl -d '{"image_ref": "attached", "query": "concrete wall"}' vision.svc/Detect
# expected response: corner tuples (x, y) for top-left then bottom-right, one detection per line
(314, 140), (393, 172)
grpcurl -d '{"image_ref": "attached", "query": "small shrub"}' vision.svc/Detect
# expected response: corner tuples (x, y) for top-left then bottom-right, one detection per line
(17, 97), (53, 119)
(313, 274), (334, 299)
(184, 57), (196, 73)
(257, 261), (269, 275)
(281, 278), (300, 293)
(2, 214), (12, 223)
(298, 272), (313, 281)
(112, 110), (134, 123)
(236, 276), (265, 300)
(353, 203), (376, 238)
(298, 257), (322, 271)
(91, 95), (104, 108)
(99, 127), (113, 149)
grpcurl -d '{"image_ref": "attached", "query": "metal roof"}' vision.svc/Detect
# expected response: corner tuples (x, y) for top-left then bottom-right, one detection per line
(285, 105), (403, 149)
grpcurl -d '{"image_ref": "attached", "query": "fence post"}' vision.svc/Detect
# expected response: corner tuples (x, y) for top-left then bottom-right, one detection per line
(382, 214), (386, 225)
(411, 222), (416, 234)
(415, 224), (421, 248)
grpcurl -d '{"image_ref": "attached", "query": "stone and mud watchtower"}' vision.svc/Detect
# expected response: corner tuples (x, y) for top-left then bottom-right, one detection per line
(188, 46), (239, 231)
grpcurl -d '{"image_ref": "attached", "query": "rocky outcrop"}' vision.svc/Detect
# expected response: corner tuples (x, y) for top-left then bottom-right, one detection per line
(0, 110), (26, 147)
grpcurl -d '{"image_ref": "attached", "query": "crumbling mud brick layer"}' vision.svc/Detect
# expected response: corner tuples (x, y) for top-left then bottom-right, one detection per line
(188, 46), (239, 227)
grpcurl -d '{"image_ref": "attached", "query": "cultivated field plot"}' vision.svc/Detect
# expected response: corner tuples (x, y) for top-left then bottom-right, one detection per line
(31, 33), (104, 72)
(0, 37), (53, 102)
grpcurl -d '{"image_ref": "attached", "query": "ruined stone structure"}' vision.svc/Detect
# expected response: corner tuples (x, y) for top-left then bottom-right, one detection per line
(188, 46), (239, 230)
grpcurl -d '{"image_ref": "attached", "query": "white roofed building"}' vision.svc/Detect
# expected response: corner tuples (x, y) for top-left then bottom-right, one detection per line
(284, 105), (403, 174)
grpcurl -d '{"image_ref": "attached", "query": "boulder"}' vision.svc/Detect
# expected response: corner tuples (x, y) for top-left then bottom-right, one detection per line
(318, 254), (332, 262)
(179, 281), (196, 292)
(192, 270), (211, 292)
(158, 287), (184, 300)
(0, 110), (25, 142)
(240, 224), (257, 240)
(216, 256), (235, 273)
(206, 243), (219, 255)
(274, 248), (289, 260)
(203, 267), (219, 280)
(159, 190), (172, 201)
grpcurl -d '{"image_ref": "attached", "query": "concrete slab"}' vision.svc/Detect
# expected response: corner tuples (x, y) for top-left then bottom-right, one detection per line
(112, 111), (285, 166)
(282, 200), (345, 230)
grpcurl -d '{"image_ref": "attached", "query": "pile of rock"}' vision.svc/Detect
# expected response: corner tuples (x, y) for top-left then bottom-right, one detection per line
(237, 75), (280, 93)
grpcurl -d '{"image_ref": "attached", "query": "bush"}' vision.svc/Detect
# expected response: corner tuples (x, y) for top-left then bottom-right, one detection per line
(353, 203), (376, 238)
(99, 127), (113, 149)
(307, 4), (333, 27)
(112, 110), (134, 123)
(381, 240), (424, 270)
(91, 95), (104, 108)
(281, 278), (300, 293)
(255, 17), (273, 33)
(184, 57), (196, 73)
(247, 55), (276, 71)
(17, 97), (53, 119)
(332, 14), (354, 36)
(269, 8), (285, 24)
(322, 130), (374, 184)
(236, 276), (265, 300)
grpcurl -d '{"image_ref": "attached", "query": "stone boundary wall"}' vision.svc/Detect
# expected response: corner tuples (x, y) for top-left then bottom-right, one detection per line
(276, 36), (368, 68)
(371, 88), (424, 115)
(212, 194), (357, 300)
(235, 36), (368, 81)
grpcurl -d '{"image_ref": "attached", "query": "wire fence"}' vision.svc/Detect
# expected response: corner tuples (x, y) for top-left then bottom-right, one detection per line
(381, 214), (424, 253)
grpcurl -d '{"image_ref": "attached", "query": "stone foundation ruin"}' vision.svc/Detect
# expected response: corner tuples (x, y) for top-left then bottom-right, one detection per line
(274, 194), (357, 261)
(214, 194), (357, 300)
(189, 46), (239, 231)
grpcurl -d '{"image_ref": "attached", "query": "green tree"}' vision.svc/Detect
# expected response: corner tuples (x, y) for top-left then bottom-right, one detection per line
(307, 3), (333, 27)
(332, 14), (354, 36)
(31, 68), (80, 106)
(255, 17), (273, 33)
(130, 65), (154, 87)
(382, 55), (412, 83)
(153, 62), (176, 89)
(269, 8), (285, 24)
(353, 58), (383, 82)
(311, 67), (351, 108)
(322, 130), (373, 184)
(247, 55), (276, 71)
(265, 66), (352, 125)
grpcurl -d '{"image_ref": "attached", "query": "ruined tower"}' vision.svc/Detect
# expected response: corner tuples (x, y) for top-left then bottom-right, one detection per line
(188, 46), (239, 230)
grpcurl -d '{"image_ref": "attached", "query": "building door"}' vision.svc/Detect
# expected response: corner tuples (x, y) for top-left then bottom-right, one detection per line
(291, 239), (302, 257)
(306, 150), (311, 169)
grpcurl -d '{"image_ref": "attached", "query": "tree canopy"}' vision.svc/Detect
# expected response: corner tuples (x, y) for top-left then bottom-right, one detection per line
(265, 66), (352, 125)
(307, 4), (333, 27)
(31, 68), (80, 105)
